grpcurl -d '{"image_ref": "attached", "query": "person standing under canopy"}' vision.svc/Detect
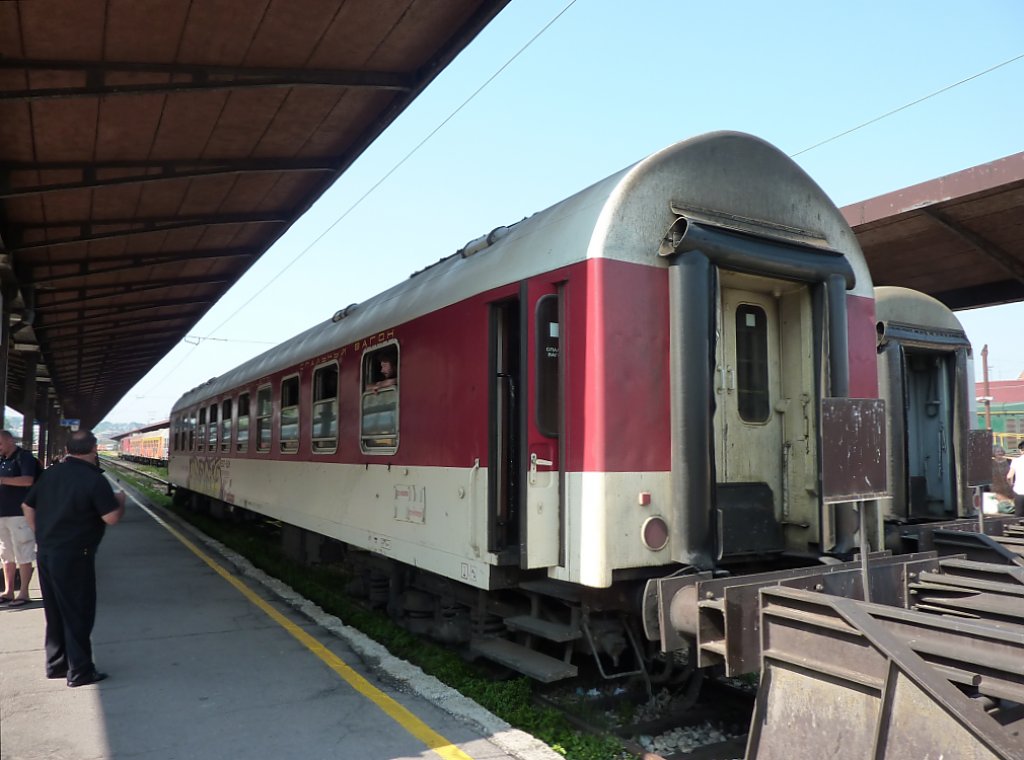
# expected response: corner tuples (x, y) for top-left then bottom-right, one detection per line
(22, 429), (125, 687)
(0, 429), (39, 607)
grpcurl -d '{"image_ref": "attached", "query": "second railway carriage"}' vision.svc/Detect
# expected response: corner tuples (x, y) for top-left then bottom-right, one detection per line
(169, 132), (881, 676)
(874, 286), (987, 523)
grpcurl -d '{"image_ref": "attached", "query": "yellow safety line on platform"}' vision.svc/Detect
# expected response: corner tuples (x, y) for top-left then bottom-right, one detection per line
(130, 497), (473, 760)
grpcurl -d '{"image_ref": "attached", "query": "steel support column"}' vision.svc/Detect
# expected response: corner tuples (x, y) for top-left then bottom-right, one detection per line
(19, 351), (37, 451)
(0, 288), (9, 416)
(46, 401), (61, 462)
(36, 384), (48, 465)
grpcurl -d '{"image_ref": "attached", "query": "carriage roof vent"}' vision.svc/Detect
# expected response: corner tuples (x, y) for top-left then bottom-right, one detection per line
(458, 222), (519, 258)
(332, 303), (359, 322)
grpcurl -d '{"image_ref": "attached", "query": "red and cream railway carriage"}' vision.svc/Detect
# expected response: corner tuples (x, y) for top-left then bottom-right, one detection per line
(169, 132), (882, 679)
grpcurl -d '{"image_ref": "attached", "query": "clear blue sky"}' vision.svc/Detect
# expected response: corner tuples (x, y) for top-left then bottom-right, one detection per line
(102, 0), (1024, 423)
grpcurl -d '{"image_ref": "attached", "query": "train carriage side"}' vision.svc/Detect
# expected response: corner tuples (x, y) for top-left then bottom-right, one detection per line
(168, 131), (880, 603)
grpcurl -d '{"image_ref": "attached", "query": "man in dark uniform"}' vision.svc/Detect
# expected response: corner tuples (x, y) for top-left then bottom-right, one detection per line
(22, 429), (125, 687)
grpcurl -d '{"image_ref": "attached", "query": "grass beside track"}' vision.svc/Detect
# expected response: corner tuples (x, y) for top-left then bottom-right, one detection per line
(110, 468), (625, 760)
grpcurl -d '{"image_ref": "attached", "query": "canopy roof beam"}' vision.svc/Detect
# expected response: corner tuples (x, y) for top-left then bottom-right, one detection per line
(0, 158), (339, 198)
(0, 58), (415, 101)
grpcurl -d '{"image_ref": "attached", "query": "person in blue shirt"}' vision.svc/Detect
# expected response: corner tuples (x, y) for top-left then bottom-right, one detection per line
(0, 430), (38, 607)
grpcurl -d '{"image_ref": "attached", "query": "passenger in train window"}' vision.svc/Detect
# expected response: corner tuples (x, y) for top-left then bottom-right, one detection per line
(1006, 440), (1024, 517)
(371, 355), (397, 392)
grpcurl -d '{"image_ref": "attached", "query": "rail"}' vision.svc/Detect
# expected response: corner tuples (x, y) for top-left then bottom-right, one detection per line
(102, 456), (173, 493)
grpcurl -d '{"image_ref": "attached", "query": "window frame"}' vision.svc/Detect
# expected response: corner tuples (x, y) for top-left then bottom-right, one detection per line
(535, 294), (561, 438)
(311, 361), (339, 454)
(734, 303), (771, 424)
(359, 343), (399, 455)
(255, 384), (273, 454)
(236, 392), (251, 454)
(220, 398), (232, 453)
(207, 402), (219, 450)
(197, 406), (207, 452)
(279, 374), (301, 454)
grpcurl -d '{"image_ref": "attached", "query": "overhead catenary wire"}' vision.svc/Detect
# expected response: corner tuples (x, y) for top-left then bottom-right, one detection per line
(790, 51), (1024, 157)
(182, 336), (278, 347)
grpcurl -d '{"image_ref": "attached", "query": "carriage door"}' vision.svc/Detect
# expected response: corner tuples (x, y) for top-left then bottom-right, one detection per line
(489, 298), (521, 557)
(714, 284), (788, 557)
(903, 349), (956, 518)
(521, 286), (562, 569)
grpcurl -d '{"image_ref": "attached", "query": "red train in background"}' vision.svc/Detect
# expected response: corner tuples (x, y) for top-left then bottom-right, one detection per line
(116, 424), (170, 467)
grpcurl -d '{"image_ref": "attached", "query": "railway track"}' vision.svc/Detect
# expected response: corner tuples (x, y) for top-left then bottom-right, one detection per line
(534, 675), (753, 760)
(102, 456), (172, 489)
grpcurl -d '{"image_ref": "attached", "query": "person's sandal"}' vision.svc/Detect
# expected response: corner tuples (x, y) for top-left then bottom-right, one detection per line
(6, 598), (28, 607)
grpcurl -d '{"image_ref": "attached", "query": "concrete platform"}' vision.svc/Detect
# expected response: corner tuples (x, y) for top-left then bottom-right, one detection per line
(0, 484), (559, 760)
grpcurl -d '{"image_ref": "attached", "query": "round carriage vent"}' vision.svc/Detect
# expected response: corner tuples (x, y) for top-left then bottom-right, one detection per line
(641, 516), (669, 552)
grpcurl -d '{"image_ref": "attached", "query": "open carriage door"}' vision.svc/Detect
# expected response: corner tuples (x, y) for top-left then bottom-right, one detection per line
(876, 314), (974, 520)
(520, 282), (562, 569)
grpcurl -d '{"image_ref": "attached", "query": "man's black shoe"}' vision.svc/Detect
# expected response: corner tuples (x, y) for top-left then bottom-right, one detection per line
(67, 671), (108, 687)
(46, 669), (68, 679)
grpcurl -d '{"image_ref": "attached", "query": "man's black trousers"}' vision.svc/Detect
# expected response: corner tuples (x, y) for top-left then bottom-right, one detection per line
(36, 548), (98, 681)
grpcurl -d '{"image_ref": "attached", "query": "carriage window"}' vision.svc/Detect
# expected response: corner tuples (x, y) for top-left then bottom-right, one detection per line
(256, 385), (272, 453)
(236, 393), (250, 453)
(188, 410), (197, 451)
(360, 345), (398, 453)
(535, 294), (561, 438)
(735, 304), (770, 423)
(198, 407), (207, 451)
(280, 375), (300, 453)
(220, 398), (232, 452)
(312, 363), (339, 453)
(207, 404), (218, 448)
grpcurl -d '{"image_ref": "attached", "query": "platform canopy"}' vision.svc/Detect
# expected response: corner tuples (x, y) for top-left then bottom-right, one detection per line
(0, 0), (508, 428)
(843, 150), (1024, 311)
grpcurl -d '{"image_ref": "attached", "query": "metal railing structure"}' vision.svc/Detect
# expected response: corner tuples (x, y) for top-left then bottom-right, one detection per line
(748, 585), (1024, 759)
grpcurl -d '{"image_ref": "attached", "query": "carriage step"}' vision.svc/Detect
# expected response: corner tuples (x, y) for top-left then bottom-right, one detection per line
(470, 637), (578, 683)
(505, 615), (581, 642)
(699, 640), (727, 658)
(518, 579), (582, 603)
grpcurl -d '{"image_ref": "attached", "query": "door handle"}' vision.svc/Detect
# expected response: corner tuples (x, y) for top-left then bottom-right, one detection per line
(529, 452), (553, 483)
